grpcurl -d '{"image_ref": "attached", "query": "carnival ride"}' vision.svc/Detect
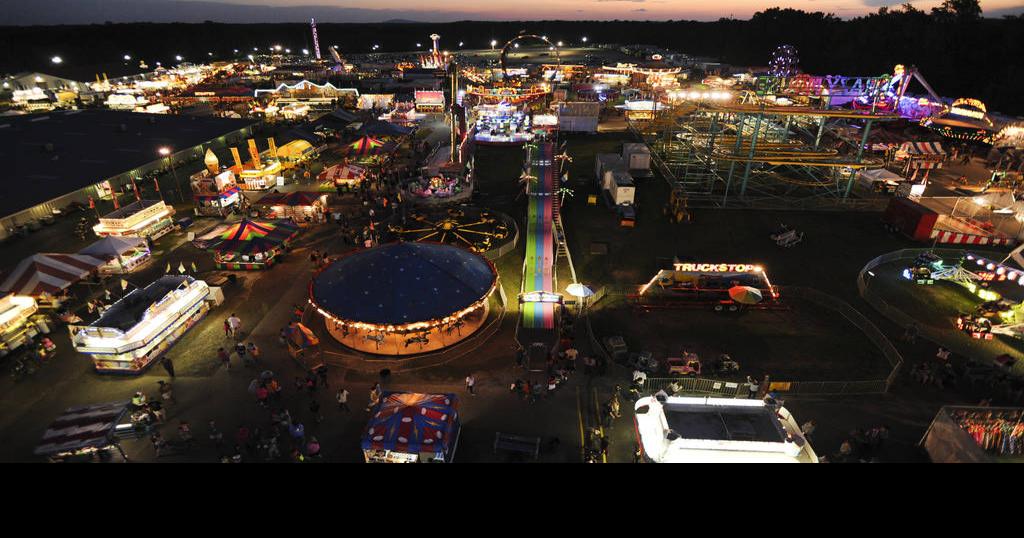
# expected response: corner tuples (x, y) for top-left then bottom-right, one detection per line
(638, 99), (901, 207)
(464, 34), (558, 105)
(387, 208), (511, 254)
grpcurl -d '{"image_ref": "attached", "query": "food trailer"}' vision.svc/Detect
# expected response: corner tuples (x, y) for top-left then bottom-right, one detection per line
(70, 275), (211, 374)
(92, 200), (176, 241)
(362, 392), (461, 463)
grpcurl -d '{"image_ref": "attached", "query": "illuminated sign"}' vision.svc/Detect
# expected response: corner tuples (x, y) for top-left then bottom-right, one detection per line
(673, 263), (762, 273)
(755, 74), (890, 98)
(519, 291), (562, 303)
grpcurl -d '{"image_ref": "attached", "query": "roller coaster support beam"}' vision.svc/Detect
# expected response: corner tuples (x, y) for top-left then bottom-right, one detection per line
(813, 116), (826, 150)
(740, 112), (764, 197)
(844, 118), (875, 198)
(723, 113), (745, 205)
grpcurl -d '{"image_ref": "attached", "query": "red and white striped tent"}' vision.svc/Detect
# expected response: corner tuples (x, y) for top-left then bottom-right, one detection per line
(34, 401), (129, 457)
(898, 141), (946, 169)
(318, 163), (366, 186)
(0, 253), (107, 297)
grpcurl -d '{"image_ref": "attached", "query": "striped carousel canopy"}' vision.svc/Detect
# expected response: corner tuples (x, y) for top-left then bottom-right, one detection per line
(345, 135), (394, 157)
(209, 219), (299, 256)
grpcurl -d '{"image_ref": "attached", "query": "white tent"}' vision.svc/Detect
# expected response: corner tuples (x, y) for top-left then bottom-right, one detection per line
(79, 236), (151, 274)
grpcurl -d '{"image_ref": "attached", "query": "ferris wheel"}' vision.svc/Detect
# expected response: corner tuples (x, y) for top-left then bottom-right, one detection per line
(500, 33), (561, 79)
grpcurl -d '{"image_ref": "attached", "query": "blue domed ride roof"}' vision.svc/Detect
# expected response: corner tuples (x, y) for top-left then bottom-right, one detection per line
(311, 242), (497, 326)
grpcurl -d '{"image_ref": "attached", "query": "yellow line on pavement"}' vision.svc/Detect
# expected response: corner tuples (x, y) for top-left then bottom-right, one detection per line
(593, 386), (607, 463)
(576, 386), (586, 462)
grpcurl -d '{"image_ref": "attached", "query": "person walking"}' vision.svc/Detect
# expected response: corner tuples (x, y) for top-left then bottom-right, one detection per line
(158, 380), (175, 405)
(208, 420), (224, 447)
(217, 347), (231, 370)
(316, 365), (329, 388)
(227, 313), (242, 338)
(289, 421), (306, 446)
(309, 399), (323, 424)
(465, 374), (476, 396)
(336, 388), (350, 412)
(161, 357), (175, 378)
(223, 319), (232, 338)
(248, 342), (261, 364)
(178, 420), (194, 450)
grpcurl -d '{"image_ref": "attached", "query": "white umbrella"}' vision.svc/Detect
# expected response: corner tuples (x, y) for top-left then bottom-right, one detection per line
(566, 283), (594, 298)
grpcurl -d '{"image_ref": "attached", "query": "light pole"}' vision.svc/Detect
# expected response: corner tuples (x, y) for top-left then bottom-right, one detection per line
(159, 147), (184, 203)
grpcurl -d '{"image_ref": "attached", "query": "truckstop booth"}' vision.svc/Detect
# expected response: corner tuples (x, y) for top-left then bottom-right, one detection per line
(638, 262), (779, 309)
(362, 392), (461, 463)
(70, 275), (211, 374)
(92, 199), (176, 241)
(634, 395), (817, 463)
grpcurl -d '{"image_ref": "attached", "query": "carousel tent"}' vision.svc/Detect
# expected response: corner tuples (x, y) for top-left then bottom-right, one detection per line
(254, 191), (327, 222)
(345, 135), (395, 157)
(361, 392), (460, 460)
(209, 219), (299, 257)
(79, 236), (150, 273)
(311, 242), (497, 327)
(255, 191), (323, 208)
(0, 253), (106, 296)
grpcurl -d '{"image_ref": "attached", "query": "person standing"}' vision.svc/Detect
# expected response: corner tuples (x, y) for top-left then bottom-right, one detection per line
(465, 374), (476, 396)
(223, 319), (232, 338)
(336, 388), (350, 412)
(248, 342), (261, 364)
(309, 398), (322, 424)
(317, 365), (329, 388)
(161, 357), (175, 378)
(801, 420), (816, 441)
(158, 380), (175, 405)
(208, 420), (224, 447)
(746, 376), (760, 399)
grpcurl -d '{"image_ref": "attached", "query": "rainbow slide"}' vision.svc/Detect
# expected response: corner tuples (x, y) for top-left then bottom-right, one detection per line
(521, 142), (556, 329)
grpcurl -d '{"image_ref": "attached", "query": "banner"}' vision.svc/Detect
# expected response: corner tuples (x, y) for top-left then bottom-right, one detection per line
(247, 139), (261, 168)
(230, 147), (243, 170)
(267, 137), (278, 160)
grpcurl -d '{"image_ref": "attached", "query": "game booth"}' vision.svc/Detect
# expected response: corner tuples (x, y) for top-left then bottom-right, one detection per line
(79, 236), (152, 275)
(637, 261), (780, 310)
(318, 163), (367, 192)
(309, 242), (497, 356)
(922, 406), (1024, 463)
(70, 275), (212, 374)
(92, 200), (176, 241)
(254, 191), (328, 225)
(414, 90), (445, 114)
(190, 169), (243, 217)
(0, 253), (107, 309)
(361, 392), (461, 463)
(284, 322), (323, 371)
(895, 141), (946, 181)
(883, 197), (1017, 247)
(473, 104), (536, 146)
(206, 219), (300, 270)
(35, 401), (134, 463)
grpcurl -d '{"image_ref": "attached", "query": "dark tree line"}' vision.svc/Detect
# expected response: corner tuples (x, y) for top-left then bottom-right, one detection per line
(2, 2), (1022, 114)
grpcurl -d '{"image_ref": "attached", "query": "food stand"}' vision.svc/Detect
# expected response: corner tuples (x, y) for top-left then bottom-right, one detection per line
(362, 392), (461, 463)
(207, 219), (300, 270)
(79, 236), (152, 274)
(0, 293), (51, 358)
(70, 275), (211, 374)
(35, 401), (134, 463)
(92, 200), (176, 241)
(254, 191), (328, 224)
(895, 141), (946, 181)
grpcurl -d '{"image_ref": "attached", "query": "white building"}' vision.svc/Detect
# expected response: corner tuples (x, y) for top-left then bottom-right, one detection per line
(634, 395), (817, 463)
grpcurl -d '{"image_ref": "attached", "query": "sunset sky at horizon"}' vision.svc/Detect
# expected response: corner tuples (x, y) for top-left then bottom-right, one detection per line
(195, 0), (1024, 20)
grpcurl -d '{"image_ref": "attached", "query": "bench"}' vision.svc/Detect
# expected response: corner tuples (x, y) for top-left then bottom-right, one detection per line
(494, 432), (541, 460)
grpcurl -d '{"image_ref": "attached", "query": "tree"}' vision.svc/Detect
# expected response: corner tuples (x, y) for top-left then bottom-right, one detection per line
(931, 0), (983, 21)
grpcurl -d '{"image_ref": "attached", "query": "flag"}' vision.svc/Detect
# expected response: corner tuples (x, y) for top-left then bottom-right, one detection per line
(133, 182), (141, 201)
(177, 262), (186, 274)
(88, 196), (95, 209)
(190, 262), (198, 273)
(112, 191), (120, 209)
(120, 279), (129, 291)
(165, 262), (171, 273)
(153, 177), (160, 192)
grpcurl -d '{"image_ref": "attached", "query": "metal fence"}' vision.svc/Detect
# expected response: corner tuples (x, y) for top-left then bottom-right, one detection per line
(642, 376), (749, 398)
